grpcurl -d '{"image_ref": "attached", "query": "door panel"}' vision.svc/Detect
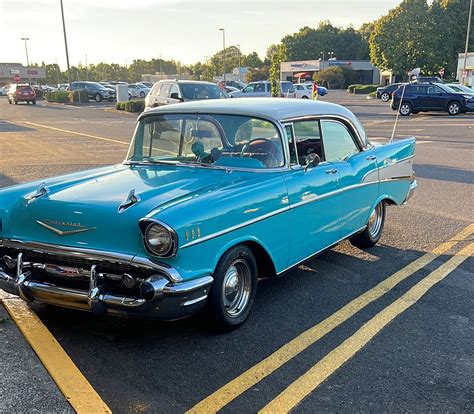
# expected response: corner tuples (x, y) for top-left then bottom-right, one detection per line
(284, 165), (341, 265)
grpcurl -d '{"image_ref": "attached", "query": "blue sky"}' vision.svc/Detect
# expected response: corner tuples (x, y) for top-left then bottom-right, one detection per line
(0, 0), (400, 68)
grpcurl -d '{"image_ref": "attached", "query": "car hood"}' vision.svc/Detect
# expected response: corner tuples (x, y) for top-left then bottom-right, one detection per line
(7, 164), (239, 255)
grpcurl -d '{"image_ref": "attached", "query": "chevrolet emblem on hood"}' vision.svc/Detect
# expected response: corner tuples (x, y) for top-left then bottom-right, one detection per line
(36, 220), (96, 236)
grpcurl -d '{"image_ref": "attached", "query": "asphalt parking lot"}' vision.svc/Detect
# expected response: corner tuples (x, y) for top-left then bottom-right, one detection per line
(0, 92), (473, 413)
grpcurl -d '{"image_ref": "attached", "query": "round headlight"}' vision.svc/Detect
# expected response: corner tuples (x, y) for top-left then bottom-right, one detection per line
(145, 223), (175, 257)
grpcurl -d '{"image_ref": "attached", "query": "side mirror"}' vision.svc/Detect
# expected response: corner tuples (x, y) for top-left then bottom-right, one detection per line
(304, 153), (321, 171)
(170, 92), (182, 101)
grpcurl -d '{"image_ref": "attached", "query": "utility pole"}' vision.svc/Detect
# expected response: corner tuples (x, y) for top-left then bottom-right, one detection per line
(21, 38), (31, 84)
(55, 58), (60, 85)
(85, 54), (89, 81)
(60, 0), (72, 90)
(461, 0), (473, 84)
(219, 28), (226, 82)
(320, 51), (325, 72)
(159, 53), (162, 77)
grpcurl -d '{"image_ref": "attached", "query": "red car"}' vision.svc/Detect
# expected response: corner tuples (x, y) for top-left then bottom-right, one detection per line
(7, 83), (36, 105)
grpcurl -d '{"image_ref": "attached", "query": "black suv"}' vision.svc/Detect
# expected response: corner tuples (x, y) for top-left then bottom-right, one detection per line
(69, 81), (115, 102)
(376, 83), (404, 102)
(145, 80), (227, 109)
(391, 83), (472, 116)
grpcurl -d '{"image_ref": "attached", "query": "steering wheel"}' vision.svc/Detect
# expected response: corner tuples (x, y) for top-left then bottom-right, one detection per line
(240, 138), (282, 167)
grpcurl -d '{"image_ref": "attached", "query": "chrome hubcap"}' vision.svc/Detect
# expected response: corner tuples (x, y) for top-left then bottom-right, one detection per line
(400, 104), (410, 115)
(222, 259), (252, 317)
(368, 203), (383, 238)
(449, 104), (458, 114)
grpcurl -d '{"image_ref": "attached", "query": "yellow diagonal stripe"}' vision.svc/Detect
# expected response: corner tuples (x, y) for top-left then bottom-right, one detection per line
(260, 242), (473, 414)
(187, 223), (474, 413)
(0, 297), (111, 413)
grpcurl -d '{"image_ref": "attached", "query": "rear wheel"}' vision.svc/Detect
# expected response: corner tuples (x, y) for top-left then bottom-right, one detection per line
(447, 101), (461, 116)
(350, 201), (386, 249)
(32, 100), (36, 105)
(302, 95), (309, 99)
(381, 92), (390, 102)
(14, 100), (18, 105)
(399, 102), (412, 116)
(205, 245), (257, 330)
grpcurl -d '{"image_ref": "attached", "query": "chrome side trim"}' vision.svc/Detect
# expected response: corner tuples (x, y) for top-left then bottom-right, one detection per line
(361, 154), (414, 183)
(277, 226), (366, 275)
(36, 220), (97, 237)
(180, 176), (415, 249)
(180, 206), (290, 249)
(0, 239), (183, 283)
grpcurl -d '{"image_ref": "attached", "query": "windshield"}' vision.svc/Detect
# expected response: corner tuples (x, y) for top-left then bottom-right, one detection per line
(127, 114), (285, 169)
(180, 84), (227, 100)
(437, 84), (456, 93)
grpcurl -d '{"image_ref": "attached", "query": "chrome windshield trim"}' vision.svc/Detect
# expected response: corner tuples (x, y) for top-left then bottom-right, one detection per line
(0, 239), (182, 283)
(180, 206), (290, 249)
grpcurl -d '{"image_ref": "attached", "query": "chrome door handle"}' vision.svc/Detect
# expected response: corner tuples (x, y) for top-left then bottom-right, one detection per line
(366, 155), (377, 161)
(325, 168), (338, 174)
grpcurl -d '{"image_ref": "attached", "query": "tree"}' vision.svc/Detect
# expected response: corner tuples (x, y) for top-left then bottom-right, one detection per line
(313, 67), (345, 89)
(269, 44), (287, 97)
(243, 52), (263, 68)
(247, 67), (269, 81)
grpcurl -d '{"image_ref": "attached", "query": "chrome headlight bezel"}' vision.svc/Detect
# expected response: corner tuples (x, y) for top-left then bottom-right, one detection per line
(139, 218), (178, 258)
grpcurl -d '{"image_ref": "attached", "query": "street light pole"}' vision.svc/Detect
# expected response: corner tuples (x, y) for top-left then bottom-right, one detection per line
(320, 51), (325, 72)
(219, 28), (226, 83)
(461, 0), (473, 84)
(21, 37), (31, 84)
(60, 0), (72, 90)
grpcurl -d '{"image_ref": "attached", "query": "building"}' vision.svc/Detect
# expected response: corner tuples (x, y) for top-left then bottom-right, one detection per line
(142, 71), (193, 83)
(280, 59), (380, 85)
(457, 52), (474, 86)
(214, 67), (250, 84)
(0, 63), (46, 85)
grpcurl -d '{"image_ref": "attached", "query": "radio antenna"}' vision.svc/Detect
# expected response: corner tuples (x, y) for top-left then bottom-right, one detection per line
(389, 83), (408, 144)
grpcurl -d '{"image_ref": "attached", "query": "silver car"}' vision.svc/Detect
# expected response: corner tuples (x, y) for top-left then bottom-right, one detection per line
(228, 81), (295, 98)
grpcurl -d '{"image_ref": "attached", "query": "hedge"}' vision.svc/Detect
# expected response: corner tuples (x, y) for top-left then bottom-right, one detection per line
(68, 89), (90, 102)
(347, 84), (363, 93)
(353, 85), (382, 94)
(116, 99), (144, 113)
(45, 90), (69, 103)
(368, 91), (377, 98)
(115, 102), (126, 111)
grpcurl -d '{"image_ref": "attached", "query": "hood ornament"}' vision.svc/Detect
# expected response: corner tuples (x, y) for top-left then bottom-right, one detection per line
(36, 220), (96, 236)
(26, 182), (50, 204)
(118, 189), (141, 213)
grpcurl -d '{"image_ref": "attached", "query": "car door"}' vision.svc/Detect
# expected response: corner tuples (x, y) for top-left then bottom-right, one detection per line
(282, 120), (342, 266)
(319, 119), (378, 236)
(166, 83), (182, 104)
(148, 83), (162, 107)
(425, 84), (447, 110)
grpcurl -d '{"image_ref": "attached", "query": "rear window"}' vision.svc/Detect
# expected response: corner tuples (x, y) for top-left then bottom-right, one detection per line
(17, 86), (33, 92)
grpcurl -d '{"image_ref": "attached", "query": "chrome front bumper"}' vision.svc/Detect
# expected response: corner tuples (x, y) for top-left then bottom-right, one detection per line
(0, 240), (213, 320)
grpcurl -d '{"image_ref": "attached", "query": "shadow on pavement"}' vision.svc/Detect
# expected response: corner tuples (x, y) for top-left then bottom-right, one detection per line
(415, 163), (474, 185)
(0, 173), (18, 188)
(0, 121), (36, 133)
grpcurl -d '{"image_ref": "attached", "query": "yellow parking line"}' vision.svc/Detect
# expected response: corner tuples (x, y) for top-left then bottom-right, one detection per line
(260, 242), (474, 414)
(22, 121), (129, 146)
(0, 295), (111, 413)
(187, 224), (474, 413)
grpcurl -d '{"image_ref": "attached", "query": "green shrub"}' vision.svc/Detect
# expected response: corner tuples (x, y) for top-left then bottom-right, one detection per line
(115, 102), (125, 111)
(347, 84), (363, 93)
(68, 89), (89, 103)
(45, 90), (69, 103)
(353, 85), (382, 94)
(368, 91), (377, 98)
(124, 99), (145, 113)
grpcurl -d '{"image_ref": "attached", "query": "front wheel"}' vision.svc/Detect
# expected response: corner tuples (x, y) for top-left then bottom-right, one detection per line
(350, 201), (386, 249)
(205, 245), (257, 330)
(399, 102), (412, 116)
(301, 95), (309, 99)
(380, 92), (390, 102)
(94, 93), (102, 102)
(447, 101), (461, 116)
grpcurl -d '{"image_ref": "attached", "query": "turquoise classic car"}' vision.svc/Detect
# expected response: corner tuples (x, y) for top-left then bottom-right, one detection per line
(0, 99), (416, 329)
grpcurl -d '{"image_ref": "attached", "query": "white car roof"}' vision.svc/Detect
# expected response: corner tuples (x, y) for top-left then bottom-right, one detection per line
(140, 98), (368, 146)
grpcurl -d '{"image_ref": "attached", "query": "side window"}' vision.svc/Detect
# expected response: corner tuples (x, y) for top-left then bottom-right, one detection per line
(284, 124), (298, 165)
(254, 83), (265, 92)
(169, 83), (180, 98)
(159, 83), (171, 97)
(293, 120), (323, 166)
(320, 120), (359, 162)
(244, 84), (255, 93)
(266, 83), (271, 92)
(150, 83), (161, 96)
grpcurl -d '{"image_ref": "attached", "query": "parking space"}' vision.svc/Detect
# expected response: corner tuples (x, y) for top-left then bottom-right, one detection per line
(0, 92), (473, 413)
